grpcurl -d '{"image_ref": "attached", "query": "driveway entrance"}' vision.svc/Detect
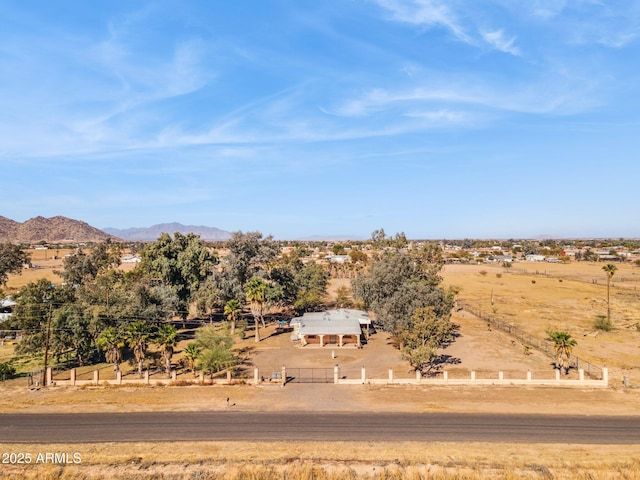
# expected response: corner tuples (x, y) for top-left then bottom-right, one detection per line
(286, 368), (333, 383)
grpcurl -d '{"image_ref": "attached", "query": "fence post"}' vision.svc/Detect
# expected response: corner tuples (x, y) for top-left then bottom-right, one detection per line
(172, 370), (177, 382)
(281, 365), (286, 387)
(471, 371), (476, 382)
(602, 368), (609, 386)
(555, 369), (560, 382)
(254, 367), (260, 385)
(388, 369), (393, 384)
(144, 370), (150, 384)
(361, 366), (366, 384)
(499, 371), (504, 382)
(117, 370), (122, 385)
(527, 370), (532, 382)
(70, 368), (76, 386)
(46, 367), (53, 386)
(443, 370), (448, 384)
(226, 370), (231, 384)
(93, 370), (99, 385)
(416, 370), (421, 383)
(579, 369), (584, 382)
(334, 364), (340, 384)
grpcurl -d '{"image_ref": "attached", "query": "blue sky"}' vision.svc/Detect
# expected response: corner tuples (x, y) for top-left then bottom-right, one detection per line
(1, 1), (639, 239)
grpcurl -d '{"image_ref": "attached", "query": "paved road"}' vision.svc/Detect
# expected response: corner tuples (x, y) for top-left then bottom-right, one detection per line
(1, 412), (639, 444)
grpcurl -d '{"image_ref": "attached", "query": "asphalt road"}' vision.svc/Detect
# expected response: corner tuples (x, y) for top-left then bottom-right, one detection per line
(1, 412), (639, 444)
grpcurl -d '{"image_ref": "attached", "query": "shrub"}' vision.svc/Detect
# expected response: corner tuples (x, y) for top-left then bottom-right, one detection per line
(593, 315), (613, 331)
(496, 273), (502, 278)
(479, 270), (487, 276)
(0, 361), (16, 380)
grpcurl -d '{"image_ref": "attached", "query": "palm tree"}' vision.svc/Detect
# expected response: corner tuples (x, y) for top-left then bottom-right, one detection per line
(155, 323), (177, 378)
(184, 343), (201, 377)
(602, 263), (617, 322)
(548, 330), (577, 374)
(96, 327), (125, 373)
(223, 299), (242, 336)
(125, 321), (152, 378)
(245, 277), (266, 342)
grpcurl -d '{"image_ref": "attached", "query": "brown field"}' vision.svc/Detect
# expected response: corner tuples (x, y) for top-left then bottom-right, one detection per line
(442, 262), (640, 385)
(2, 256), (640, 477)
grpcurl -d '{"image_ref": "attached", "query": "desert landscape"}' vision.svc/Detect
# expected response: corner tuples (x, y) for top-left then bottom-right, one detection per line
(2, 246), (640, 478)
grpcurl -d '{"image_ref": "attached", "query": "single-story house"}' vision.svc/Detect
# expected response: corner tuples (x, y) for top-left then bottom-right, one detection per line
(290, 309), (371, 347)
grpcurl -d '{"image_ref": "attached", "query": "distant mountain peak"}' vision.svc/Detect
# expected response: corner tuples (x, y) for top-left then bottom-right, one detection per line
(0, 216), (118, 243)
(103, 223), (232, 242)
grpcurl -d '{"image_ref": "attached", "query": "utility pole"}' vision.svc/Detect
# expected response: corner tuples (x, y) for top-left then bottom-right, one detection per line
(42, 303), (52, 387)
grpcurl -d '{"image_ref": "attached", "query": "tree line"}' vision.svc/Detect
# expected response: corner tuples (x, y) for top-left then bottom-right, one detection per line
(1, 232), (329, 376)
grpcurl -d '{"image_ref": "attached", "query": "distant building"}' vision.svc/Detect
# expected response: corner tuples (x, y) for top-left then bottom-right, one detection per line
(525, 254), (546, 262)
(121, 254), (141, 263)
(0, 297), (16, 322)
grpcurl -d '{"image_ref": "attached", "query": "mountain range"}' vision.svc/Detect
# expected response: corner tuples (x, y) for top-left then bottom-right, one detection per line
(0, 216), (233, 243)
(103, 222), (232, 241)
(0, 216), (117, 243)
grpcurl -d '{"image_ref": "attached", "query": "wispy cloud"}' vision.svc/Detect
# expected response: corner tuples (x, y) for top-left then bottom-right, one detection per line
(481, 29), (521, 56)
(373, 0), (473, 43)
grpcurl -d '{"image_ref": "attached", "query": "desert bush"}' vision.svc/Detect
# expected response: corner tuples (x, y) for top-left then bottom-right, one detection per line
(479, 270), (487, 276)
(593, 315), (613, 331)
(496, 273), (502, 278)
(0, 361), (16, 380)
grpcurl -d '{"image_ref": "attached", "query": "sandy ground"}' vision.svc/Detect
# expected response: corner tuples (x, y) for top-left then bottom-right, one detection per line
(2, 313), (639, 416)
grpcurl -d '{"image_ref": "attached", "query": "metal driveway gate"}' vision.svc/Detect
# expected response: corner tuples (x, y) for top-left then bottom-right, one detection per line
(286, 368), (333, 383)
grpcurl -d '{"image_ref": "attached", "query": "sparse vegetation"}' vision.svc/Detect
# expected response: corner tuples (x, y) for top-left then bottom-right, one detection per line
(0, 360), (16, 380)
(593, 315), (614, 332)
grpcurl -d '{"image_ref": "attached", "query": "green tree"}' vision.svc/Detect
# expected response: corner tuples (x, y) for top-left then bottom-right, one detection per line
(155, 323), (177, 377)
(400, 307), (455, 375)
(602, 263), (617, 322)
(335, 285), (353, 308)
(293, 264), (329, 313)
(183, 343), (201, 377)
(51, 304), (96, 366)
(138, 233), (216, 319)
(57, 242), (121, 287)
(0, 361), (17, 380)
(332, 244), (346, 255)
(245, 277), (266, 342)
(225, 231), (279, 287)
(547, 330), (577, 374)
(9, 279), (73, 357)
(0, 244), (30, 287)
(223, 299), (242, 335)
(352, 247), (454, 334)
(97, 326), (125, 373)
(195, 325), (237, 379)
(125, 321), (153, 377)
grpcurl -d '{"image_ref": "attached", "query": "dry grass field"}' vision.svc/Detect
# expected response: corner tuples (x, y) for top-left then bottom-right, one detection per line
(1, 441), (639, 479)
(442, 262), (640, 385)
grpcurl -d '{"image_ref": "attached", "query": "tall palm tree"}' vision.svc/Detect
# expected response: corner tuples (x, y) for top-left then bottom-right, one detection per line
(125, 321), (152, 378)
(223, 299), (242, 336)
(548, 330), (577, 374)
(155, 323), (177, 378)
(183, 343), (201, 378)
(245, 277), (266, 342)
(96, 327), (125, 373)
(602, 263), (618, 322)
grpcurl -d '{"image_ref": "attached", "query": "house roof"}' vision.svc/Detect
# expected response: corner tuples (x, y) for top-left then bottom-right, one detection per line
(292, 309), (368, 336)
